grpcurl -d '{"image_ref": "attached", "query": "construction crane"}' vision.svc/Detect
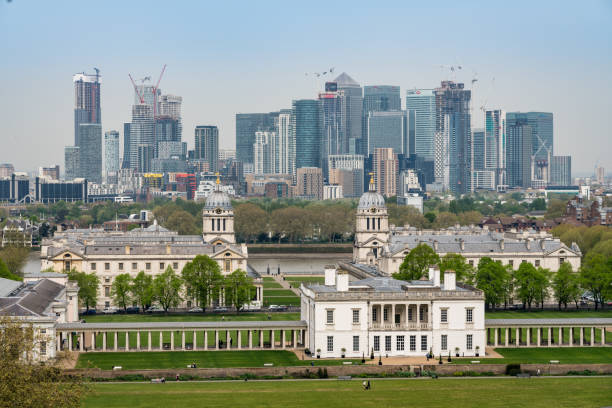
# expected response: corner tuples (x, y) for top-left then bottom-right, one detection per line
(152, 64), (167, 121)
(129, 73), (145, 104)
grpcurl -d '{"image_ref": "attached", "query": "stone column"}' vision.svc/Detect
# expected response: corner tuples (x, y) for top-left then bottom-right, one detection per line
(559, 328), (563, 346)
(193, 331), (197, 351)
(602, 328), (606, 346)
(136, 331), (141, 350)
(248, 330), (253, 349)
(590, 327), (594, 346)
(170, 331), (175, 351)
(102, 332), (106, 351)
(515, 328), (519, 347)
(79, 332), (84, 352)
(57, 333), (61, 352)
(493, 328), (498, 347)
(226, 331), (230, 349)
(570, 327), (574, 346)
(548, 327), (552, 346)
(237, 331), (242, 350)
(215, 330), (219, 349)
(292, 330), (297, 348)
(537, 327), (541, 346)
(204, 331), (208, 350)
(91, 332), (96, 351)
(280, 330), (285, 349)
(182, 331), (186, 350)
(114, 332), (118, 351)
(580, 327), (584, 346)
(159, 332), (163, 350)
(69, 333), (73, 351)
(259, 330), (264, 349)
(416, 304), (420, 325)
(391, 304), (396, 326)
(526, 328), (530, 346)
(505, 328), (509, 347)
(270, 330), (275, 349)
(148, 332), (152, 351)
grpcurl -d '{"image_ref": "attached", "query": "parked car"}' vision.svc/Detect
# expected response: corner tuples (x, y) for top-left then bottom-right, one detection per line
(508, 304), (523, 310)
(81, 309), (96, 316)
(103, 306), (118, 314)
(188, 307), (203, 313)
(146, 305), (164, 313)
(213, 307), (229, 313)
(269, 305), (288, 311)
(126, 306), (140, 314)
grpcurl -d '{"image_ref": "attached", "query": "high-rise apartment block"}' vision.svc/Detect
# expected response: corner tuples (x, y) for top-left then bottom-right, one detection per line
(130, 104), (154, 171)
(292, 100), (323, 169)
(550, 156), (572, 186)
(328, 154), (364, 198)
(73, 71), (101, 146)
(194, 126), (219, 173)
(38, 166), (60, 180)
(253, 131), (274, 175)
(295, 167), (323, 200)
(506, 118), (532, 188)
(0, 164), (14, 178)
(373, 148), (398, 198)
(235, 112), (278, 165)
(104, 130), (120, 179)
(64, 147), (80, 181)
(595, 166), (605, 184)
(78, 124), (102, 183)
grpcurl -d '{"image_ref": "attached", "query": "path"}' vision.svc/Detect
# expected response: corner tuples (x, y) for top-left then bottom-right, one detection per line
(274, 274), (301, 296)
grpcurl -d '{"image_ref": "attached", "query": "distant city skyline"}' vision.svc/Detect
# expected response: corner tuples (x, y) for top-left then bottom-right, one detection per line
(0, 1), (610, 174)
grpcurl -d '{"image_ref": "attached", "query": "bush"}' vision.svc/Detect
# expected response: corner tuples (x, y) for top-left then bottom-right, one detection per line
(567, 370), (597, 376)
(453, 371), (464, 377)
(395, 370), (416, 377)
(506, 364), (521, 376)
(323, 368), (329, 378)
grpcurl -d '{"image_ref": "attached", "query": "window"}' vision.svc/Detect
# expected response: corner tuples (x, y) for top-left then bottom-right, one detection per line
(535, 259), (540, 267)
(327, 336), (333, 352)
(352, 309), (360, 324)
(466, 309), (473, 323)
(373, 336), (380, 352)
(173, 262), (179, 270)
(560, 257), (565, 264)
(160, 262), (165, 270)
(408, 308), (413, 321)
(353, 336), (359, 352)
(508, 260), (514, 267)
(383, 308), (388, 322)
(372, 308), (377, 322)
(187, 301), (192, 308)
(224, 259), (231, 272)
(421, 335), (428, 351)
(441, 335), (448, 351)
(104, 287), (110, 296)
(326, 309), (334, 324)
(104, 277), (110, 283)
(132, 262), (137, 270)
(469, 260), (474, 266)
(440, 309), (448, 323)
(118, 262), (124, 271)
(105, 262), (110, 270)
(385, 335), (391, 351)
(146, 263), (151, 270)
(105, 301), (110, 308)
(409, 335), (416, 351)
(467, 334), (473, 350)
(419, 307), (425, 322)
(396, 335), (405, 351)
(41, 329), (46, 334)
(40, 341), (46, 356)
(91, 263), (96, 270)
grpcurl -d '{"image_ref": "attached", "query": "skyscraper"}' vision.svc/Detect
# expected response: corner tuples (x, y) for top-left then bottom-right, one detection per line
(405, 89), (436, 161)
(73, 71), (101, 146)
(506, 112), (553, 161)
(292, 99), (323, 169)
(129, 104), (154, 171)
(78, 124), (102, 183)
(471, 129), (485, 171)
(328, 154), (364, 197)
(470, 128), (495, 190)
(363, 85), (401, 113)
(366, 111), (410, 155)
(122, 123), (131, 169)
(485, 110), (506, 188)
(194, 125), (219, 172)
(550, 156), (572, 186)
(275, 109), (294, 175)
(319, 89), (344, 176)
(64, 146), (80, 180)
(506, 118), (532, 188)
(253, 131), (273, 175)
(434, 81), (471, 193)
(104, 130), (120, 180)
(334, 73), (363, 154)
(373, 148), (398, 198)
(235, 113), (278, 165)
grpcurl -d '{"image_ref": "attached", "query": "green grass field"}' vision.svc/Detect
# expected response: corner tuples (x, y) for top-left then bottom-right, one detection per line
(82, 378), (612, 408)
(264, 289), (297, 297)
(263, 296), (300, 307)
(263, 281), (283, 288)
(285, 276), (325, 285)
(77, 350), (360, 370)
(485, 310), (612, 319)
(454, 347), (612, 364)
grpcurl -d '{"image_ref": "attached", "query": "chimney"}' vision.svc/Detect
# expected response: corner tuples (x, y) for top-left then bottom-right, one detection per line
(336, 271), (349, 292)
(166, 244), (171, 255)
(460, 239), (465, 251)
(125, 245), (131, 255)
(428, 265), (435, 281)
(433, 266), (440, 287)
(443, 270), (456, 291)
(526, 240), (531, 250)
(433, 240), (438, 251)
(499, 239), (505, 250)
(324, 265), (336, 286)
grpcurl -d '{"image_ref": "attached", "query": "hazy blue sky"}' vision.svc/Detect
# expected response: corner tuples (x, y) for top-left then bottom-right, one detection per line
(1, 0), (611, 175)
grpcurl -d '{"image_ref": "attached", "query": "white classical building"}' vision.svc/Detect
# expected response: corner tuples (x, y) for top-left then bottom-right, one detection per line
(353, 179), (581, 275)
(0, 273), (79, 360)
(41, 181), (262, 309)
(300, 265), (485, 358)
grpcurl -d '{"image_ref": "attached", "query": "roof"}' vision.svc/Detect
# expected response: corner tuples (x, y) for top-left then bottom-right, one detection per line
(485, 318), (612, 327)
(0, 277), (23, 297)
(334, 72), (360, 87)
(23, 272), (68, 279)
(56, 320), (308, 331)
(204, 190), (232, 210)
(0, 279), (65, 317)
(358, 191), (386, 210)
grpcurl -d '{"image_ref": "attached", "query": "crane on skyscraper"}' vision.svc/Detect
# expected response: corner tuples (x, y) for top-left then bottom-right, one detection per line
(129, 73), (145, 104)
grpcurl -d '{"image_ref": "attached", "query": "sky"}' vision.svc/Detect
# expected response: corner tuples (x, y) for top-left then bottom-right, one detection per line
(0, 0), (611, 175)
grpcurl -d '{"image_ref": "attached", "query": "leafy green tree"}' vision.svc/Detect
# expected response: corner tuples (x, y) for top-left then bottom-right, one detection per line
(535, 267), (551, 309)
(0, 258), (21, 281)
(111, 273), (132, 312)
(514, 262), (549, 310)
(580, 253), (612, 310)
(552, 262), (581, 310)
(439, 253), (474, 283)
(0, 246), (30, 276)
(67, 270), (100, 311)
(181, 255), (223, 311)
(224, 269), (255, 312)
(166, 210), (199, 235)
(154, 266), (183, 312)
(130, 271), (154, 313)
(424, 212), (436, 225)
(475, 257), (508, 310)
(0, 316), (88, 407)
(529, 198), (546, 211)
(393, 243), (440, 281)
(234, 203), (268, 243)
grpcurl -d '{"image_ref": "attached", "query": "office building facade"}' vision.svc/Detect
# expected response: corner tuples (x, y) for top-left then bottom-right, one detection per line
(506, 112), (553, 161)
(78, 124), (102, 183)
(550, 156), (572, 186)
(373, 148), (398, 198)
(506, 119), (532, 188)
(366, 111), (410, 155)
(334, 73), (363, 154)
(405, 89), (435, 161)
(363, 85), (401, 113)
(129, 104), (154, 170)
(194, 126), (219, 173)
(73, 71), (101, 146)
(104, 130), (120, 178)
(235, 112), (278, 165)
(292, 99), (323, 169)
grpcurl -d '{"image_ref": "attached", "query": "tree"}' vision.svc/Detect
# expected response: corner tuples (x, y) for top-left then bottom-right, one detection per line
(234, 203), (268, 243)
(0, 245), (30, 276)
(439, 253), (474, 283)
(529, 198), (546, 211)
(580, 253), (612, 310)
(110, 273), (132, 312)
(0, 258), (21, 281)
(545, 198), (565, 219)
(514, 262), (549, 310)
(181, 255), (223, 312)
(67, 270), (99, 311)
(154, 266), (183, 312)
(224, 269), (255, 312)
(475, 257), (509, 310)
(393, 243), (440, 281)
(424, 212), (436, 225)
(165, 210), (199, 235)
(130, 271), (154, 313)
(552, 262), (581, 310)
(0, 316), (88, 407)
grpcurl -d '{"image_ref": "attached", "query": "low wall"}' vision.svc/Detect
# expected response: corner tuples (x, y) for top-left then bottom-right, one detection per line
(521, 364), (612, 375)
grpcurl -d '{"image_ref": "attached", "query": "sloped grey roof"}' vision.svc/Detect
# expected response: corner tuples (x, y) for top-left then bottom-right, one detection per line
(0, 279), (64, 317)
(0, 278), (23, 297)
(334, 72), (359, 87)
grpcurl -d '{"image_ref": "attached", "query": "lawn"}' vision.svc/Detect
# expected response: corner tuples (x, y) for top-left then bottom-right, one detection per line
(77, 350), (360, 370)
(83, 312), (300, 323)
(82, 378), (612, 408)
(264, 289), (297, 297)
(263, 281), (283, 289)
(454, 347), (612, 364)
(285, 276), (325, 285)
(485, 310), (612, 319)
(263, 296), (300, 307)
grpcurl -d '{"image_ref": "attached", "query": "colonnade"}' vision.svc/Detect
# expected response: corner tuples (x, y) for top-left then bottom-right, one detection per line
(486, 326), (609, 347)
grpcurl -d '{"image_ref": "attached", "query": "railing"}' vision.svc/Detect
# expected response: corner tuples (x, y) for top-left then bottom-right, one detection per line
(370, 322), (432, 331)
(315, 291), (483, 301)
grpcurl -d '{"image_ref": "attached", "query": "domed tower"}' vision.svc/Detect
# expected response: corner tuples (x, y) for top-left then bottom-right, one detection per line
(354, 173), (389, 265)
(202, 175), (235, 245)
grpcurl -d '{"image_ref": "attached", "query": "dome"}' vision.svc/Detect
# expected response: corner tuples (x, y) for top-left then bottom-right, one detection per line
(358, 191), (386, 210)
(204, 190), (232, 210)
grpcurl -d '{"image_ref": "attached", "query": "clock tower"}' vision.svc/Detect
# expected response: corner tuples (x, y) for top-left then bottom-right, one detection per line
(202, 174), (235, 245)
(354, 174), (389, 265)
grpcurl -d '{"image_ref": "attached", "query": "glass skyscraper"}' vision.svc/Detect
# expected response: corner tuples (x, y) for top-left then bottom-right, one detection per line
(506, 118), (533, 188)
(235, 112), (278, 165)
(104, 130), (120, 177)
(471, 129), (485, 171)
(405, 89), (436, 161)
(78, 123), (102, 183)
(195, 125), (219, 172)
(363, 85), (401, 113)
(73, 72), (101, 146)
(334, 73), (363, 154)
(292, 99), (323, 169)
(506, 112), (553, 161)
(366, 111), (410, 155)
